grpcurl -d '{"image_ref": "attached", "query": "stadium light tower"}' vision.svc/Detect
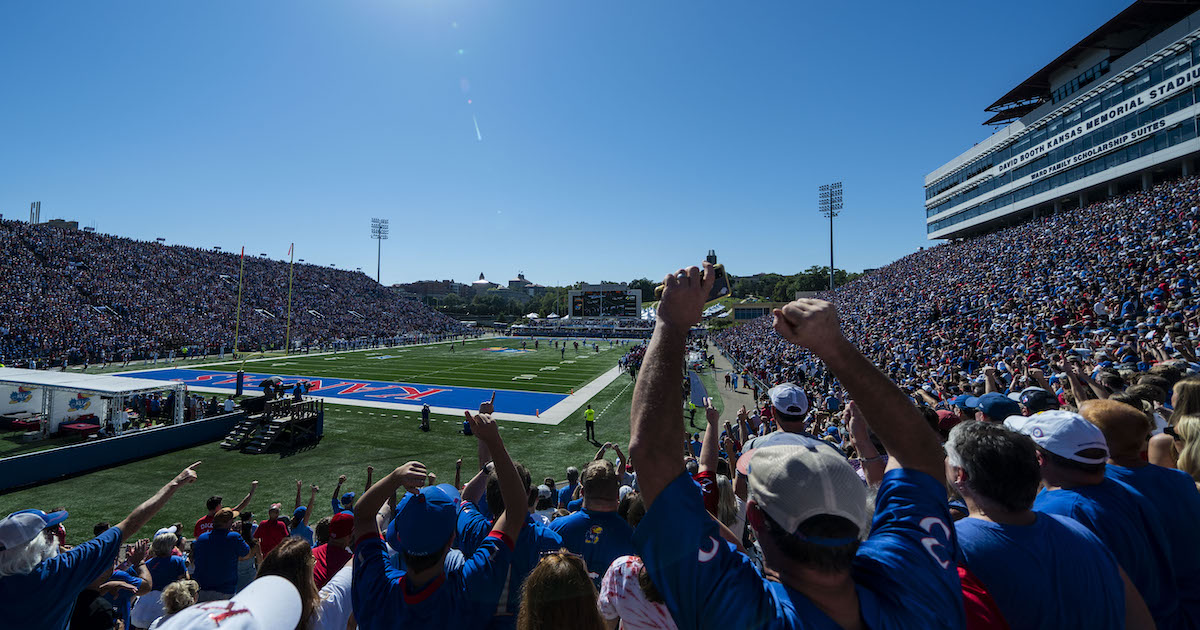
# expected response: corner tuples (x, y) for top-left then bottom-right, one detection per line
(818, 181), (843, 291)
(370, 217), (389, 284)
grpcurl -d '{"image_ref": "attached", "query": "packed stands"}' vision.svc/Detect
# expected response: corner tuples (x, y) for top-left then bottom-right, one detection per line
(716, 175), (1200, 403)
(0, 220), (470, 365)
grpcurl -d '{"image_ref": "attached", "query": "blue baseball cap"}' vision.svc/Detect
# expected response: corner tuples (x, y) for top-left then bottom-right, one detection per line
(0, 509), (68, 551)
(950, 394), (972, 409)
(293, 506), (307, 517)
(387, 487), (457, 556)
(973, 392), (1022, 421)
(340, 492), (355, 505)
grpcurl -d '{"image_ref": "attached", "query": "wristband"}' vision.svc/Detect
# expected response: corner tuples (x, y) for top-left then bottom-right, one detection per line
(859, 454), (885, 463)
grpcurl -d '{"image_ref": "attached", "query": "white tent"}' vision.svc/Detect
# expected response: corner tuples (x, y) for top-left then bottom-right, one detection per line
(525, 312), (540, 319)
(546, 313), (560, 319)
(0, 367), (186, 436)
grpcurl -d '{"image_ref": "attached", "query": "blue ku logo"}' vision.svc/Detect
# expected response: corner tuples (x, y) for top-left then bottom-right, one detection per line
(68, 393), (91, 411)
(584, 524), (603, 545)
(9, 387), (34, 404)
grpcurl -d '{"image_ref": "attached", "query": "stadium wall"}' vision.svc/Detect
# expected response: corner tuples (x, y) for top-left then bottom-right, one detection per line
(0, 412), (245, 492)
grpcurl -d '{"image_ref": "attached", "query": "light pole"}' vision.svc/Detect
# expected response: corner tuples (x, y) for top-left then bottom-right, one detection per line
(818, 181), (843, 291)
(370, 218), (389, 284)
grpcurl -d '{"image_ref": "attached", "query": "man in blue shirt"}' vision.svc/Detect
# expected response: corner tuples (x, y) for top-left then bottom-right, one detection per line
(0, 461), (200, 629)
(1082, 399), (1200, 624)
(1007, 410), (1185, 630)
(549, 458), (635, 589)
(352, 405), (527, 629)
(456, 459), (563, 628)
(629, 268), (963, 629)
(192, 506), (252, 600)
(945, 419), (1148, 629)
(556, 466), (579, 509)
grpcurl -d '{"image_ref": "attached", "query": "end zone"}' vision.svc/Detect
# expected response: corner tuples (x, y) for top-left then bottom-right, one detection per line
(118, 366), (623, 425)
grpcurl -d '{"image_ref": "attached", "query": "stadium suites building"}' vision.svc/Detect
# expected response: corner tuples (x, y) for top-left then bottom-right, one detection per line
(926, 0), (1200, 239)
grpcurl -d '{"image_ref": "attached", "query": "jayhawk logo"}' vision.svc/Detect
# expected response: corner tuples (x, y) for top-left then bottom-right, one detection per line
(68, 393), (91, 411)
(584, 524), (603, 545)
(9, 387), (33, 404)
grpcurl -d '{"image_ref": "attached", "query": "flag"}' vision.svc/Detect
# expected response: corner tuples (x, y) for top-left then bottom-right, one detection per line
(240, 246), (245, 259)
(288, 243), (293, 257)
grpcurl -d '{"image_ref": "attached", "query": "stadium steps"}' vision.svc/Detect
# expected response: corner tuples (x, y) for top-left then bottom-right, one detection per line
(241, 418), (289, 454)
(220, 417), (259, 450)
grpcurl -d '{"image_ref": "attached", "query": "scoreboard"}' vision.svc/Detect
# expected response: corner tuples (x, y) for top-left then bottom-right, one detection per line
(568, 288), (641, 318)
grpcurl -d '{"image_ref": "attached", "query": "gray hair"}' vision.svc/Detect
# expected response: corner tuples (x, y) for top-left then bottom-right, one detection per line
(152, 533), (178, 558)
(0, 531), (58, 578)
(566, 466), (580, 482)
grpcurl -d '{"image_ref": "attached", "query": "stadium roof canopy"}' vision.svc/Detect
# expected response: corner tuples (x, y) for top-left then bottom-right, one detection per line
(985, 0), (1200, 123)
(0, 367), (181, 396)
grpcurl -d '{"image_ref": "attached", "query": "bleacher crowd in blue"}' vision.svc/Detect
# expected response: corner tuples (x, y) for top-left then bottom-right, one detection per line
(1, 176), (1200, 628)
(0, 219), (471, 368)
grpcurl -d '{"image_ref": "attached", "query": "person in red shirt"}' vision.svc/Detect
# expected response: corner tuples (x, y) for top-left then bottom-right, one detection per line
(193, 481), (258, 538)
(312, 512), (353, 589)
(253, 503), (290, 557)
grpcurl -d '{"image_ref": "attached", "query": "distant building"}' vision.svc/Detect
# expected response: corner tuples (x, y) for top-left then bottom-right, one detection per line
(472, 273), (499, 295)
(45, 219), (79, 231)
(394, 279), (469, 297)
(732, 302), (789, 321)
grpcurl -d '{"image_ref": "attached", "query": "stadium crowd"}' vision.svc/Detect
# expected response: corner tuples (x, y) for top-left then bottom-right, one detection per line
(4, 178), (1200, 628)
(0, 219), (470, 366)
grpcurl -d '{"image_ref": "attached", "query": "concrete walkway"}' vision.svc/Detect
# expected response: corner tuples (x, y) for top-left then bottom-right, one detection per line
(706, 342), (759, 415)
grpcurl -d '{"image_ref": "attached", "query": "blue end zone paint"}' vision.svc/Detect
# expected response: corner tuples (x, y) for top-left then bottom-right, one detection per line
(120, 368), (567, 415)
(688, 370), (708, 406)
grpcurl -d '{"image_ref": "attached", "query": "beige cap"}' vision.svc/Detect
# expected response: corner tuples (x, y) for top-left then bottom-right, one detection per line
(746, 444), (868, 536)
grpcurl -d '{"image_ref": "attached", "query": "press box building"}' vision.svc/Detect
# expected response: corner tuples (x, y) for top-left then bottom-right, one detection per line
(926, 0), (1200, 239)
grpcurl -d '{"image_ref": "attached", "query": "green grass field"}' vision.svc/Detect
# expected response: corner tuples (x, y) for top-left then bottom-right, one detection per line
(0, 338), (695, 545)
(231, 337), (625, 394)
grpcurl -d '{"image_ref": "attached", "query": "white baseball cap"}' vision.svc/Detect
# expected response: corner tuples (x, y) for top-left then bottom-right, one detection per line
(1005, 410), (1110, 464)
(744, 445), (867, 541)
(0, 509), (68, 552)
(537, 484), (552, 500)
(155, 525), (178, 538)
(158, 575), (301, 630)
(768, 384), (810, 418)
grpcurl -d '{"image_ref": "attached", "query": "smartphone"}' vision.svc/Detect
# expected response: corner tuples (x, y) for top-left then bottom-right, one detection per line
(654, 263), (730, 301)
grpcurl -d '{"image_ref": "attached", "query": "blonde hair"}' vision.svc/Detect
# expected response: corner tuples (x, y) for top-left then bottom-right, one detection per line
(161, 579), (199, 614)
(1176, 415), (1200, 487)
(516, 551), (605, 630)
(152, 533), (178, 558)
(1169, 379), (1200, 426)
(716, 475), (738, 529)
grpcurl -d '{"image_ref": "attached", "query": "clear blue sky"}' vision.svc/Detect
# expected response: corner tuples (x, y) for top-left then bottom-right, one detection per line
(1, 0), (1131, 286)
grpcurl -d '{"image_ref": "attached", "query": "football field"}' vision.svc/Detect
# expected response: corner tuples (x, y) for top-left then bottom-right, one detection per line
(119, 337), (630, 422)
(0, 337), (665, 543)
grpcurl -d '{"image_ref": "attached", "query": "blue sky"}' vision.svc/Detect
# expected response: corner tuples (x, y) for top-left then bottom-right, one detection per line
(1, 0), (1132, 286)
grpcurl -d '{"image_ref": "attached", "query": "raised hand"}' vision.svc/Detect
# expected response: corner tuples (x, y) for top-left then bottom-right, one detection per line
(467, 411), (501, 446)
(771, 299), (845, 356)
(657, 262), (716, 329)
(128, 538), (150, 565)
(704, 397), (719, 424)
(480, 392), (496, 415)
(171, 462), (201, 488)
(395, 461), (428, 490)
(337, 475), (347, 485)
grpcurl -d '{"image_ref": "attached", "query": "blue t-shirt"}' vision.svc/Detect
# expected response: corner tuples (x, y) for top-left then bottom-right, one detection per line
(1035, 478), (1183, 629)
(191, 529), (251, 594)
(291, 521), (315, 546)
(549, 508), (635, 590)
(634, 468), (964, 630)
(556, 482), (577, 508)
(352, 531), (515, 629)
(1107, 464), (1200, 620)
(103, 568), (144, 630)
(955, 512), (1124, 629)
(0, 525), (123, 629)
(146, 555), (187, 590)
(456, 504), (563, 629)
